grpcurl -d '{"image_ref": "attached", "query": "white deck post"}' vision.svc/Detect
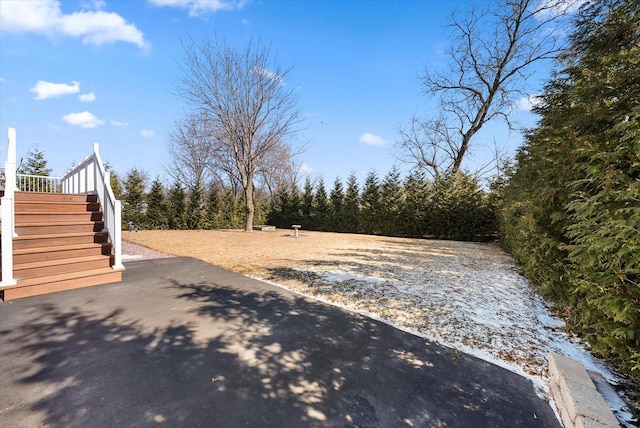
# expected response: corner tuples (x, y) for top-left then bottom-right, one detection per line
(1, 128), (17, 286)
(112, 200), (124, 269)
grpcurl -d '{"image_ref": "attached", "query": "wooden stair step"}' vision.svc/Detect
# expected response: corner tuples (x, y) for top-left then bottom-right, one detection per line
(16, 221), (101, 226)
(17, 210), (100, 214)
(16, 212), (103, 222)
(14, 201), (100, 211)
(1, 267), (124, 301)
(14, 255), (111, 279)
(13, 242), (107, 255)
(16, 222), (105, 235)
(14, 192), (98, 203)
(15, 254), (106, 270)
(16, 210), (101, 214)
(13, 232), (108, 249)
(7, 243), (111, 265)
(16, 210), (102, 219)
(14, 266), (119, 286)
(15, 231), (107, 241)
(16, 200), (98, 204)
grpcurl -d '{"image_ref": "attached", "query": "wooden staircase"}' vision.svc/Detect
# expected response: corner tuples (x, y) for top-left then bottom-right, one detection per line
(1, 191), (123, 300)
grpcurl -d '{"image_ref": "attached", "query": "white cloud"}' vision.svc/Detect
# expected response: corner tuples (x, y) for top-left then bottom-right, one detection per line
(111, 120), (129, 127)
(516, 94), (542, 111)
(141, 129), (155, 138)
(358, 132), (386, 146)
(535, 0), (587, 19)
(79, 92), (96, 102)
(46, 122), (64, 132)
(147, 0), (247, 16)
(253, 66), (283, 84)
(80, 0), (107, 11)
(299, 163), (315, 175)
(62, 111), (104, 128)
(0, 0), (148, 49)
(31, 80), (80, 100)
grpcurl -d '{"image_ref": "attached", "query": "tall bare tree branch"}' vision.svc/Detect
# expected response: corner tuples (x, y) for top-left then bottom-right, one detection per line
(165, 112), (217, 191)
(396, 0), (575, 177)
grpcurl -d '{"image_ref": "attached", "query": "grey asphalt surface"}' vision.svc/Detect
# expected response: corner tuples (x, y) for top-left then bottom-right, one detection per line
(0, 256), (560, 427)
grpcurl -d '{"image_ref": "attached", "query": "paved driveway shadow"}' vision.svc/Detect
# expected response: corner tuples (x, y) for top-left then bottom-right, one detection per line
(0, 257), (559, 427)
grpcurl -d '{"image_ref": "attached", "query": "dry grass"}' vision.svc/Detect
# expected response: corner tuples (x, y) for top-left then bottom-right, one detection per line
(123, 228), (506, 276)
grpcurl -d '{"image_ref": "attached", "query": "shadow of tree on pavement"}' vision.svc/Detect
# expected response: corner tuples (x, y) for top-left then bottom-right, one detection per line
(1, 257), (559, 427)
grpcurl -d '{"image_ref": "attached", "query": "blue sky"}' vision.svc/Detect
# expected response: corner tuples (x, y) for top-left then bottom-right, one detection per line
(0, 0), (547, 187)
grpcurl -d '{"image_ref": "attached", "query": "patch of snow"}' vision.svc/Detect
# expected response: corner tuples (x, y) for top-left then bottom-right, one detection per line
(298, 268), (385, 285)
(249, 240), (637, 427)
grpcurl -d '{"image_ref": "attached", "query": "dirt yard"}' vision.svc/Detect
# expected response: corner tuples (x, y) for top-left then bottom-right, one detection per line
(123, 228), (632, 422)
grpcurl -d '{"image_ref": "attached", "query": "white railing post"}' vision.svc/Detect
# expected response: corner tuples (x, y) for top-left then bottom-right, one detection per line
(1, 128), (17, 286)
(113, 200), (123, 269)
(102, 171), (110, 233)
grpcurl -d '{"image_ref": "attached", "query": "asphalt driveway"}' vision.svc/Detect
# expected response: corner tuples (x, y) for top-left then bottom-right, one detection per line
(0, 257), (559, 427)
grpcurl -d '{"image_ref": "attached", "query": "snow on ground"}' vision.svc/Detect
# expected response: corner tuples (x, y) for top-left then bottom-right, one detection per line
(253, 240), (637, 426)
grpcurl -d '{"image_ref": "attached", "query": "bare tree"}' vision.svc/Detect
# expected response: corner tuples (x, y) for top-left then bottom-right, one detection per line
(395, 116), (458, 179)
(396, 0), (574, 177)
(177, 37), (302, 231)
(255, 143), (293, 199)
(255, 141), (309, 199)
(166, 112), (216, 192)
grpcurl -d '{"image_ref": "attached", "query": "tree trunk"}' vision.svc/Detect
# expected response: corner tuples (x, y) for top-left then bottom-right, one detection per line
(244, 180), (254, 232)
(452, 134), (472, 174)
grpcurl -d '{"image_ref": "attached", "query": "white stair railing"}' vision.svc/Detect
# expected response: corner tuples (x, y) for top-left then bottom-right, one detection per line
(1, 128), (17, 286)
(16, 174), (62, 193)
(62, 143), (123, 270)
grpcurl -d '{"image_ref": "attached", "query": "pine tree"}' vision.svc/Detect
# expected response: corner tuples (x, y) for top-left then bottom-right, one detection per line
(252, 193), (269, 226)
(121, 168), (147, 229)
(145, 177), (169, 229)
(379, 166), (404, 236)
(221, 189), (243, 229)
(329, 177), (345, 232)
(110, 171), (124, 200)
(268, 185), (289, 228)
(104, 162), (123, 200)
(18, 144), (52, 176)
(288, 184), (303, 226)
(426, 173), (493, 241)
(398, 172), (425, 238)
(313, 178), (330, 231)
(342, 172), (360, 233)
(301, 177), (314, 226)
(167, 181), (187, 230)
(18, 144), (52, 191)
(205, 184), (223, 229)
(360, 170), (381, 234)
(186, 183), (205, 229)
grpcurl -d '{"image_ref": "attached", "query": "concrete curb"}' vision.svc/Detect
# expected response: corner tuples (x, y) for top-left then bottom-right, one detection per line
(549, 352), (619, 428)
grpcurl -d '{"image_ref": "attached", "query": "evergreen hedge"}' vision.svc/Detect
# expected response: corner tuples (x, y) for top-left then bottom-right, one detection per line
(501, 0), (640, 382)
(267, 171), (497, 242)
